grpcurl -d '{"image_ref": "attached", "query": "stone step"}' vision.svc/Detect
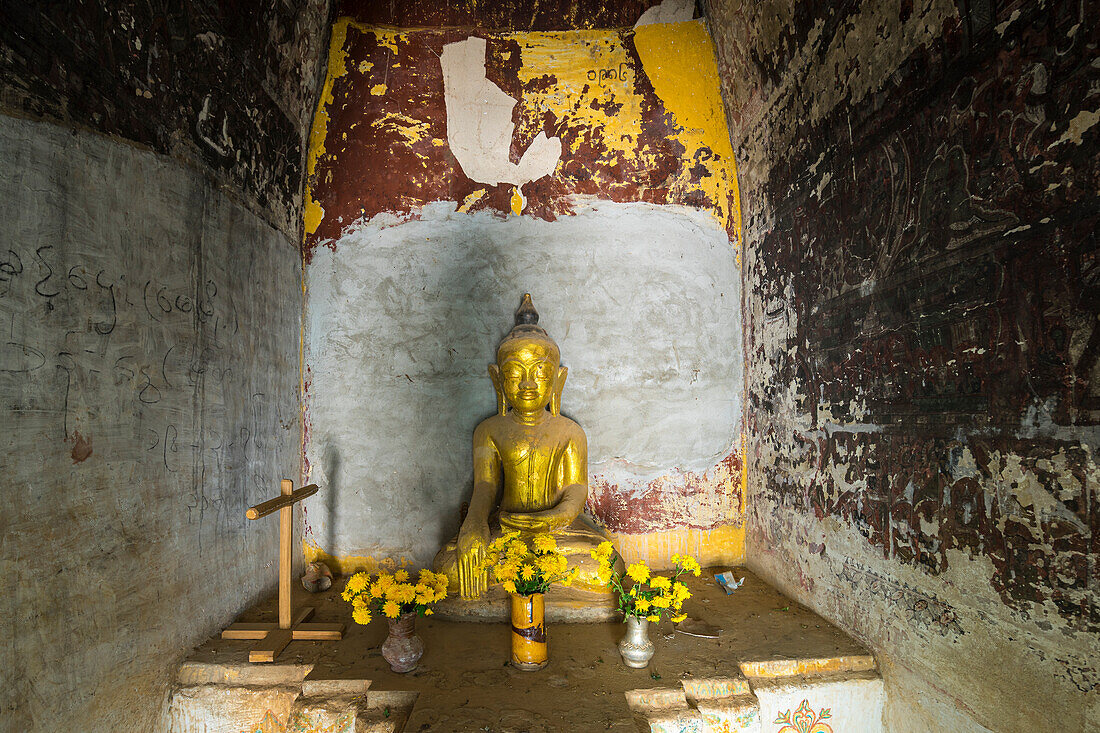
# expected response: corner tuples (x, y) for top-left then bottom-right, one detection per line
(749, 669), (884, 733)
(167, 672), (418, 733)
(626, 666), (884, 733)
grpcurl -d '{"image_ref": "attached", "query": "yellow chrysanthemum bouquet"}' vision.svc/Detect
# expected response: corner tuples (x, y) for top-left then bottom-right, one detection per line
(591, 541), (700, 624)
(341, 568), (448, 625)
(478, 531), (577, 595)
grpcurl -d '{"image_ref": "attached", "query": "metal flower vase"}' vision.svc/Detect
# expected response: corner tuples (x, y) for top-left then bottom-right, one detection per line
(381, 612), (423, 673)
(618, 616), (655, 668)
(510, 593), (548, 670)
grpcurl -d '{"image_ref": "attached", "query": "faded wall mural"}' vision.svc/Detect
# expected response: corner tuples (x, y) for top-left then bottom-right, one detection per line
(301, 9), (745, 572)
(706, 0), (1098, 729)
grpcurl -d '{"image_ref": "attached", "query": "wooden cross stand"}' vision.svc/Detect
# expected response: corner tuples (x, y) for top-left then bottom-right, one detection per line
(222, 480), (344, 662)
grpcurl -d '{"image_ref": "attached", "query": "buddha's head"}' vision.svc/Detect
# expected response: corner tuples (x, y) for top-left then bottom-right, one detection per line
(490, 294), (567, 418)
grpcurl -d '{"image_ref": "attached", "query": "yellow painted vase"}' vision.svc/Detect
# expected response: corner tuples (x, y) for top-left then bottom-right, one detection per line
(510, 592), (547, 670)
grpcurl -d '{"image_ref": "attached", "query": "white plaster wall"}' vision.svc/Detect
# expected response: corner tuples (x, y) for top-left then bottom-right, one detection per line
(304, 201), (741, 564)
(0, 115), (301, 731)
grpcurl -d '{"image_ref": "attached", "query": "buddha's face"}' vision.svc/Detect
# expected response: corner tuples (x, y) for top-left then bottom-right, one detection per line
(496, 337), (560, 415)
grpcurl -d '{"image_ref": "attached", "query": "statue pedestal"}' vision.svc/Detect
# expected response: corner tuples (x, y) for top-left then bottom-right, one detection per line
(434, 584), (620, 623)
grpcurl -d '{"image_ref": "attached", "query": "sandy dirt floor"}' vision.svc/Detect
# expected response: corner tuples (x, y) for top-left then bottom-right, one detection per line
(186, 569), (872, 732)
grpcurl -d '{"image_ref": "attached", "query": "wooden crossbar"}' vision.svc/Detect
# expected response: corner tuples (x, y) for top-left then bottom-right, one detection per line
(221, 479), (344, 662)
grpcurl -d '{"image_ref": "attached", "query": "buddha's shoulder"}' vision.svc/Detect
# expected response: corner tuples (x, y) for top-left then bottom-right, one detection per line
(475, 414), (584, 439)
(546, 414), (586, 440)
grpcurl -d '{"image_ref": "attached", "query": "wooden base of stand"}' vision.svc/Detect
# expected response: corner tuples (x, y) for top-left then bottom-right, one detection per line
(222, 606), (345, 663)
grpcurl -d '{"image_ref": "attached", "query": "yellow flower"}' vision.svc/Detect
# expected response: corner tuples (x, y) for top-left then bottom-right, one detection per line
(352, 595), (370, 610)
(628, 586), (637, 597)
(394, 584), (417, 604)
(415, 583), (430, 596)
(532, 534), (557, 554)
(646, 614), (660, 623)
(415, 592), (433, 605)
(519, 564), (535, 581)
(478, 552), (499, 572)
(368, 581), (385, 598)
(346, 572), (369, 594)
(351, 607), (372, 625)
(495, 561), (519, 582)
(502, 580), (517, 594)
(679, 555), (702, 576)
(671, 613), (687, 623)
(506, 539), (528, 557)
(596, 566), (613, 585)
(652, 595), (671, 609)
(626, 562), (650, 584)
(536, 554), (558, 576)
(560, 568), (577, 587)
(596, 541), (614, 558)
(375, 573), (394, 592)
(490, 531), (520, 553)
(424, 608), (434, 615)
(673, 582), (691, 603)
(382, 600), (401, 618)
(635, 598), (651, 613)
(393, 569), (409, 583)
(650, 576), (671, 590)
(670, 553), (682, 565)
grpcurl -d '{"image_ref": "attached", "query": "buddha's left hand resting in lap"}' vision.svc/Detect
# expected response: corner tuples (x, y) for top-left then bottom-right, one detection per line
(434, 294), (619, 599)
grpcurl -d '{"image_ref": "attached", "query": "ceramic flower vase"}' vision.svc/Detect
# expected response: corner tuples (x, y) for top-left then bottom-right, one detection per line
(381, 612), (423, 673)
(618, 616), (655, 668)
(510, 592), (548, 670)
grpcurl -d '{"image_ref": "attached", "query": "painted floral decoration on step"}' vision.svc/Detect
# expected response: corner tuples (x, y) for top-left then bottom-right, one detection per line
(774, 700), (833, 733)
(341, 568), (448, 625)
(591, 542), (698, 623)
(241, 709), (353, 733)
(478, 531), (577, 595)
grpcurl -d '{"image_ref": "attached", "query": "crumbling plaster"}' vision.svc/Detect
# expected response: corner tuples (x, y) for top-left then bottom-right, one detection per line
(0, 115), (301, 731)
(704, 0), (1098, 729)
(301, 14), (746, 571)
(0, 0), (332, 237)
(0, 3), (332, 729)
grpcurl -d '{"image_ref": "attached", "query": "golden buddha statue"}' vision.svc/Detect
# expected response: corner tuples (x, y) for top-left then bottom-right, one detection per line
(434, 294), (619, 600)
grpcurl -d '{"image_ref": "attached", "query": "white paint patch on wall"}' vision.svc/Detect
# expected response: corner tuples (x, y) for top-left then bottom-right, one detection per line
(634, 0), (695, 27)
(304, 200), (740, 564)
(441, 36), (562, 186)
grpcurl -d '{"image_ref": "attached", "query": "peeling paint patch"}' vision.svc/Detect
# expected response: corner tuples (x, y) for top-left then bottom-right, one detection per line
(303, 21), (741, 258)
(588, 450), (744, 533)
(441, 36), (562, 186)
(1053, 108), (1099, 148)
(69, 430), (92, 463)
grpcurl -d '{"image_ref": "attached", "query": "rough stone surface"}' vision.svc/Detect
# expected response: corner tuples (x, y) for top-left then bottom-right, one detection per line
(0, 115), (302, 731)
(0, 0), (332, 236)
(336, 0), (673, 31)
(304, 202), (741, 565)
(705, 0), (1099, 729)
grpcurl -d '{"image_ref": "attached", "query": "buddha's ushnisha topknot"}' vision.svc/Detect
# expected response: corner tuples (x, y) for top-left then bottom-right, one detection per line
(515, 293), (539, 326)
(504, 293), (551, 341)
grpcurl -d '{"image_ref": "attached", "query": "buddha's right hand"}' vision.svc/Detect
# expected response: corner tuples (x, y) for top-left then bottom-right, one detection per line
(457, 521), (490, 599)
